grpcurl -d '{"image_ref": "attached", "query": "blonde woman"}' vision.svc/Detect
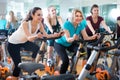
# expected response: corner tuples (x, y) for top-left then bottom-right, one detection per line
(44, 5), (63, 65)
(54, 9), (97, 74)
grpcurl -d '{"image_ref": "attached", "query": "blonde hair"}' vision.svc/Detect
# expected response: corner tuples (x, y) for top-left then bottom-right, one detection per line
(47, 5), (55, 12)
(70, 9), (84, 22)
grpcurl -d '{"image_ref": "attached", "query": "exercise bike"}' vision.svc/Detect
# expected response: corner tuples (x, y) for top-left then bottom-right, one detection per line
(0, 32), (13, 79)
(78, 32), (120, 80)
(41, 32), (120, 80)
(18, 36), (65, 80)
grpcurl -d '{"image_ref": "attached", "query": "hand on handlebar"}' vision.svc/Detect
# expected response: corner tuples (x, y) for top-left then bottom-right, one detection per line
(91, 33), (99, 40)
(96, 33), (101, 39)
(37, 33), (43, 38)
(54, 31), (64, 37)
(73, 34), (79, 40)
(68, 37), (75, 43)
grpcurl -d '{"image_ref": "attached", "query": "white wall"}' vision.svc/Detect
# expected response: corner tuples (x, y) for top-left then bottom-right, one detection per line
(59, 0), (80, 22)
(0, 2), (7, 15)
(116, 0), (120, 8)
(59, 0), (119, 22)
(1, 0), (119, 22)
(79, 0), (117, 6)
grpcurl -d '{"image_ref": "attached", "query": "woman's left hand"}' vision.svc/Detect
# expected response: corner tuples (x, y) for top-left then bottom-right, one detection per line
(54, 31), (64, 37)
(91, 33), (98, 40)
(73, 34), (79, 40)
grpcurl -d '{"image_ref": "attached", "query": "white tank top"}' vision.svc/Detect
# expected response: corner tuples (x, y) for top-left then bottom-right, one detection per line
(8, 21), (40, 44)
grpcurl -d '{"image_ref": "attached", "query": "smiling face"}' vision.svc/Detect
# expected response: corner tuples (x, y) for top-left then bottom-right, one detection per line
(74, 12), (83, 24)
(91, 4), (99, 16)
(91, 7), (99, 16)
(48, 6), (57, 17)
(72, 10), (83, 25)
(32, 9), (43, 23)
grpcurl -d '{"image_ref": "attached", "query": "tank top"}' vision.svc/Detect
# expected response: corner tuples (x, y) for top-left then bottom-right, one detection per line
(8, 21), (40, 44)
(46, 17), (60, 34)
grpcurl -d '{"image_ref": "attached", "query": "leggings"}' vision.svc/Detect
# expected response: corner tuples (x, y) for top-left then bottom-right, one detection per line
(54, 42), (78, 74)
(7, 41), (39, 77)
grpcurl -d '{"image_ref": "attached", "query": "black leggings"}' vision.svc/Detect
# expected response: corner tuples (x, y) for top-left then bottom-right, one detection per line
(54, 42), (78, 74)
(7, 41), (39, 77)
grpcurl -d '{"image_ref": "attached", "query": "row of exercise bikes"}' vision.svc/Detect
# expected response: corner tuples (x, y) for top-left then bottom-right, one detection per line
(0, 29), (120, 80)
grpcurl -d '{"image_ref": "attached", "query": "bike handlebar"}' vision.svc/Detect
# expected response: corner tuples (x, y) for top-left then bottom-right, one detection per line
(87, 31), (115, 49)
(35, 36), (62, 42)
(0, 35), (7, 42)
(74, 38), (97, 43)
(93, 37), (120, 51)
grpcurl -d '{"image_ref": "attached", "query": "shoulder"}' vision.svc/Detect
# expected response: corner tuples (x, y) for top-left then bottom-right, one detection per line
(86, 16), (92, 20)
(64, 21), (71, 25)
(57, 16), (62, 19)
(78, 20), (86, 30)
(80, 20), (87, 26)
(98, 16), (103, 20)
(21, 21), (28, 28)
(63, 21), (71, 28)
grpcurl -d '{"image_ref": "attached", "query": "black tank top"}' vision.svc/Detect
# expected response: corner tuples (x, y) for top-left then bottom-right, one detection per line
(46, 17), (61, 34)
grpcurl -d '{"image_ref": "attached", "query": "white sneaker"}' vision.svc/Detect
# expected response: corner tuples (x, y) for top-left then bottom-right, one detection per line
(47, 59), (54, 67)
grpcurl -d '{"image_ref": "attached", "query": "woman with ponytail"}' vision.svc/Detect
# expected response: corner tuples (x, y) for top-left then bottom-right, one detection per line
(7, 7), (63, 80)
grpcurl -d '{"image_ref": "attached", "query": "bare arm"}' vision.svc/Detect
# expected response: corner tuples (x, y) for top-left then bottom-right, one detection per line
(64, 29), (75, 43)
(44, 17), (53, 33)
(39, 23), (48, 37)
(81, 29), (97, 40)
(87, 20), (96, 35)
(22, 21), (40, 42)
(40, 22), (63, 38)
(101, 20), (112, 33)
(57, 16), (63, 27)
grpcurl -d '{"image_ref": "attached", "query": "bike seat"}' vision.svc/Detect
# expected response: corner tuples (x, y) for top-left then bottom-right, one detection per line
(18, 62), (45, 74)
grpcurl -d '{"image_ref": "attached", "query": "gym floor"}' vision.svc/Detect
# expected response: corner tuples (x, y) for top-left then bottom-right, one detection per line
(33, 57), (112, 80)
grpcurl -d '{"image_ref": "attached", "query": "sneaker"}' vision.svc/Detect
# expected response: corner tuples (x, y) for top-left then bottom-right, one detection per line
(47, 59), (54, 67)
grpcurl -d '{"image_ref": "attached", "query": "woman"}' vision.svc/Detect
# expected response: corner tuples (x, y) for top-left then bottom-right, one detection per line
(44, 5), (63, 65)
(85, 4), (112, 59)
(86, 4), (112, 35)
(6, 11), (18, 35)
(54, 9), (97, 74)
(7, 7), (62, 80)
